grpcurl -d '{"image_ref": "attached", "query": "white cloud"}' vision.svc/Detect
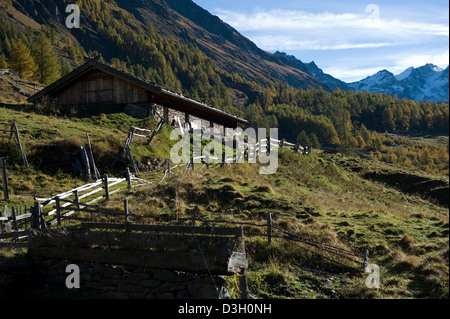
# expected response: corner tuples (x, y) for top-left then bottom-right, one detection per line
(215, 8), (449, 34)
(393, 50), (450, 71)
(250, 35), (399, 51)
(214, 8), (449, 50)
(215, 9), (368, 31)
(210, 5), (449, 82)
(323, 66), (386, 83)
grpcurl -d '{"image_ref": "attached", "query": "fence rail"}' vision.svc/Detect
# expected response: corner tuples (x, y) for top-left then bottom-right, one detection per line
(185, 214), (367, 272)
(2, 185), (368, 273)
(0, 172), (145, 244)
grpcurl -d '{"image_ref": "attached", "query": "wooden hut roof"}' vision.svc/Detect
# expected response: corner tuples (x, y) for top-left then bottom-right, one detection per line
(28, 58), (249, 128)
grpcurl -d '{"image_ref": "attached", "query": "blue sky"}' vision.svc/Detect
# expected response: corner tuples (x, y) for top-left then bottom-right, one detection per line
(192, 0), (449, 82)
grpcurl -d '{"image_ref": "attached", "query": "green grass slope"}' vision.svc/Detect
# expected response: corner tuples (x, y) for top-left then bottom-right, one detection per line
(0, 105), (448, 299)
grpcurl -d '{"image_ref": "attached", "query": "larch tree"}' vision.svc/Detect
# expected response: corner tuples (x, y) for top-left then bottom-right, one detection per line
(8, 40), (37, 79)
(32, 32), (61, 85)
(0, 52), (8, 68)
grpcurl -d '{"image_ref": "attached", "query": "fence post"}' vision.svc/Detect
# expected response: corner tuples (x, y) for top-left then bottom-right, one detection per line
(55, 196), (61, 226)
(221, 137), (225, 168)
(34, 201), (45, 229)
(3, 205), (11, 233)
(267, 212), (272, 244)
(31, 204), (39, 230)
(1, 157), (9, 201)
(126, 167), (132, 190)
(86, 133), (100, 180)
(12, 121), (29, 166)
(11, 207), (18, 233)
(363, 248), (370, 272)
(104, 174), (110, 200)
(74, 190), (80, 210)
(221, 151), (225, 168)
(239, 268), (250, 299)
(124, 199), (129, 223)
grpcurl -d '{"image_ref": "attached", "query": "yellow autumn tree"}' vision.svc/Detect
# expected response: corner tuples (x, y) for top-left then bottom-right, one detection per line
(32, 32), (61, 85)
(8, 40), (37, 79)
(355, 135), (366, 148)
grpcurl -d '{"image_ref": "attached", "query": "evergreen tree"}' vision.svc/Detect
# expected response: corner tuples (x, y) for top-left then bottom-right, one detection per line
(60, 59), (73, 76)
(309, 133), (321, 148)
(32, 32), (61, 85)
(359, 123), (371, 143)
(355, 135), (366, 148)
(0, 52), (7, 68)
(297, 131), (311, 146)
(8, 40), (37, 79)
(382, 106), (396, 131)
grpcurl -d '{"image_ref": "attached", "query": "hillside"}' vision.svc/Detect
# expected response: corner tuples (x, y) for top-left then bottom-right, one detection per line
(2, 0), (324, 92)
(0, 105), (448, 299)
(0, 71), (44, 104)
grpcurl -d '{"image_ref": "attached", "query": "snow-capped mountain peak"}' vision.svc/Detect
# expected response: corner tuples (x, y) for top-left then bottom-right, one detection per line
(273, 51), (448, 102)
(427, 63), (444, 72)
(349, 64), (449, 102)
(395, 67), (414, 81)
(348, 69), (406, 97)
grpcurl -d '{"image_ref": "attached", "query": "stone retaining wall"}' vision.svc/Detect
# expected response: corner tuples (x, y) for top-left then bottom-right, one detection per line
(0, 258), (231, 299)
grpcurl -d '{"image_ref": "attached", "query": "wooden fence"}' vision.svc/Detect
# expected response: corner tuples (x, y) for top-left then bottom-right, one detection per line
(0, 121), (28, 166)
(0, 172), (146, 247)
(188, 214), (368, 273)
(112, 120), (165, 174)
(2, 182), (368, 274)
(28, 223), (246, 274)
(1, 124), (364, 277)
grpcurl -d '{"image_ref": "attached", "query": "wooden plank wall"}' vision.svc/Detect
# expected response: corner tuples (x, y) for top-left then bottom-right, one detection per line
(54, 70), (151, 105)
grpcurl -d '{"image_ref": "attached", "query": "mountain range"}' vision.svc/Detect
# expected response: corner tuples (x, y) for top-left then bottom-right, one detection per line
(276, 52), (449, 103)
(1, 0), (448, 103)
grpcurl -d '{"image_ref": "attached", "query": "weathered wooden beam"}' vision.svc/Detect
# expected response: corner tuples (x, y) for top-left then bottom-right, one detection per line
(103, 174), (109, 200)
(3, 206), (12, 233)
(55, 196), (61, 226)
(126, 167), (132, 190)
(12, 121), (29, 166)
(0, 157), (8, 201)
(83, 231), (235, 251)
(80, 223), (243, 237)
(0, 230), (29, 240)
(79, 146), (91, 180)
(86, 133), (100, 180)
(123, 199), (128, 223)
(11, 207), (18, 232)
(28, 247), (230, 274)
